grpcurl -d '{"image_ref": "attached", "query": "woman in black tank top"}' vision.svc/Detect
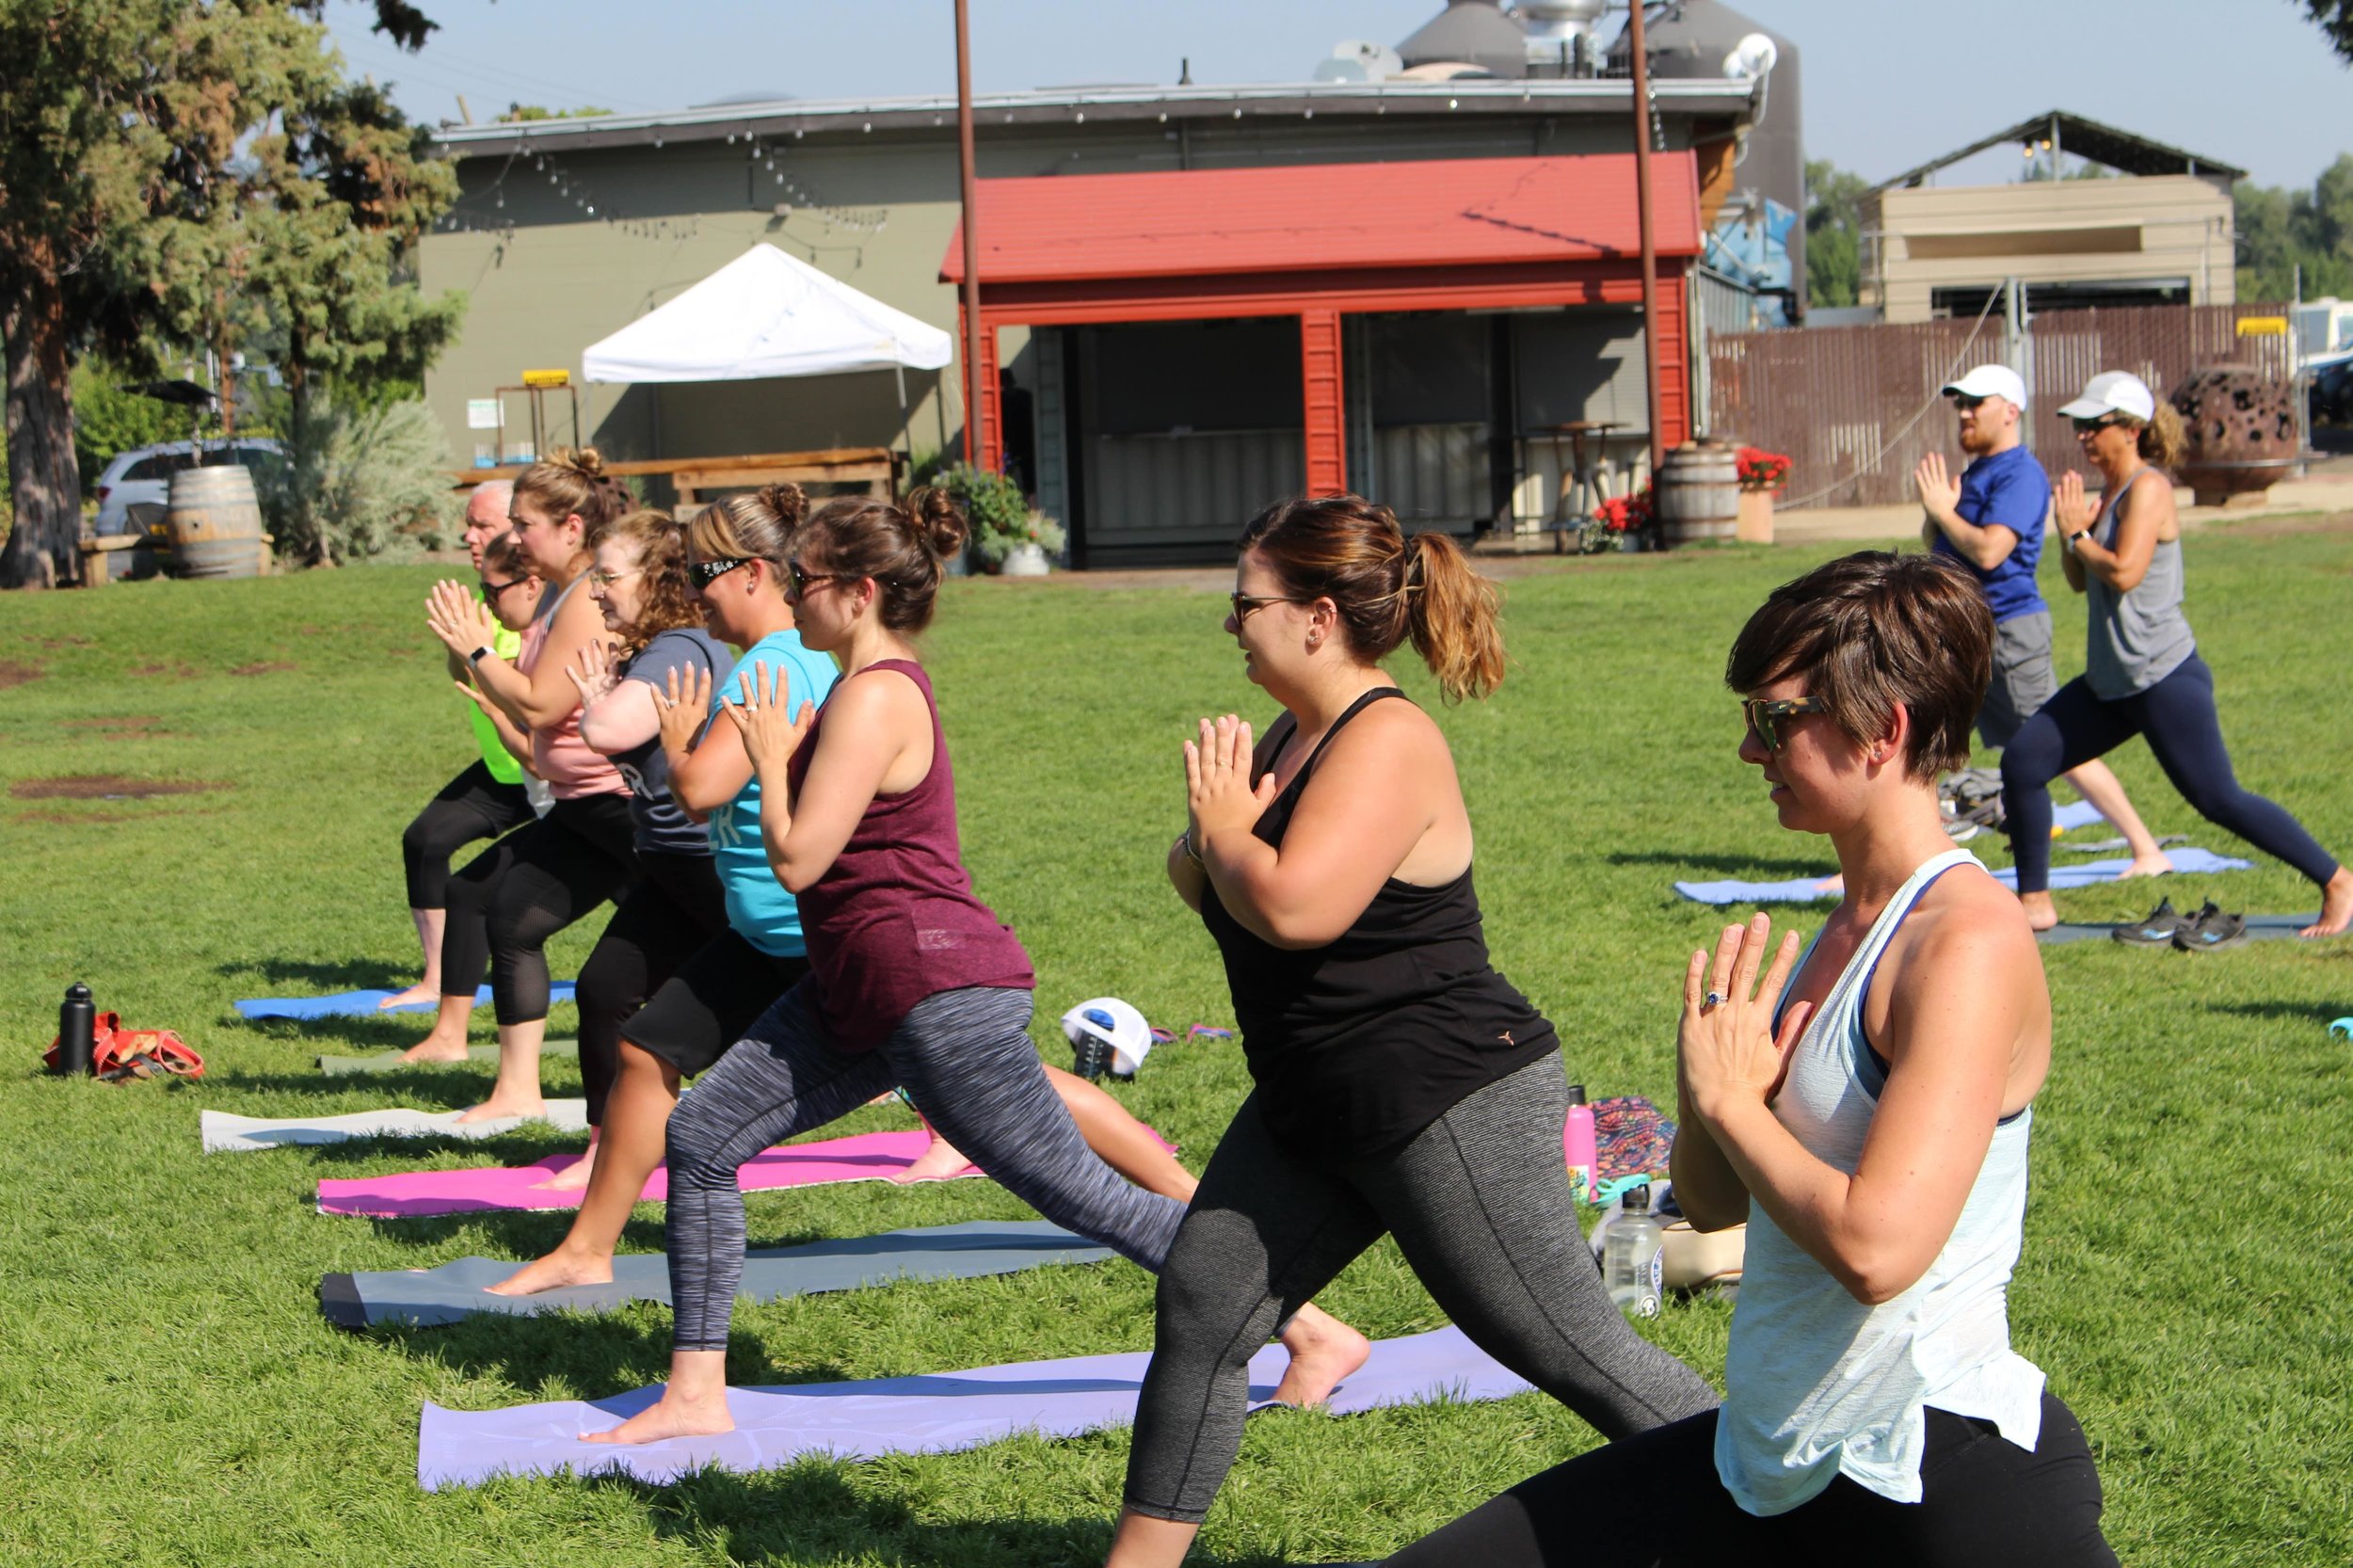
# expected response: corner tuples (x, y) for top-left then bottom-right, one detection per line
(1104, 496), (1717, 1568)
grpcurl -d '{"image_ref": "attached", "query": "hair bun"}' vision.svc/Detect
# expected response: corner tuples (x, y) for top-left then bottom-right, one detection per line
(551, 444), (606, 479)
(904, 486), (969, 563)
(755, 482), (808, 528)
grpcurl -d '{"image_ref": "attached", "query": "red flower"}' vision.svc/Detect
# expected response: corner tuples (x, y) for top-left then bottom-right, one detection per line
(1736, 446), (1791, 489)
(1597, 486), (1655, 532)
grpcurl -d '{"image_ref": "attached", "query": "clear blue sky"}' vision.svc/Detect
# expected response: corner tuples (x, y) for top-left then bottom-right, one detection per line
(328, 0), (2351, 192)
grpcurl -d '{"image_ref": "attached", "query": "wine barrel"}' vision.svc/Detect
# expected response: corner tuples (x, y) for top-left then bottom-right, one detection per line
(167, 464), (268, 580)
(1656, 441), (1740, 547)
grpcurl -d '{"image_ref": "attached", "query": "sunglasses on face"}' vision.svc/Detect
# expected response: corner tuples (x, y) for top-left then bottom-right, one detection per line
(688, 556), (750, 588)
(479, 576), (529, 601)
(786, 558), (843, 600)
(1230, 591), (1310, 623)
(1949, 394), (1988, 411)
(2071, 415), (2124, 434)
(1742, 696), (1829, 754)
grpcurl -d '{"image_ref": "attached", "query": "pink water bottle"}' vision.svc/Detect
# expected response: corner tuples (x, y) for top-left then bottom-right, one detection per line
(1564, 1082), (1598, 1203)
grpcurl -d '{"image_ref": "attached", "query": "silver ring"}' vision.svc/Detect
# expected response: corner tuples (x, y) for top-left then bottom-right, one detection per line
(1703, 990), (1726, 1010)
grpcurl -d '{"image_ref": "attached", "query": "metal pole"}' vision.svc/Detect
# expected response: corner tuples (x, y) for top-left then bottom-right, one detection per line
(954, 0), (986, 469)
(1628, 0), (1665, 484)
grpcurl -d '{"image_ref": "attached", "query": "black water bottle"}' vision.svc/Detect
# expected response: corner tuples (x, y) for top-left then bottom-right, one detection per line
(56, 983), (95, 1077)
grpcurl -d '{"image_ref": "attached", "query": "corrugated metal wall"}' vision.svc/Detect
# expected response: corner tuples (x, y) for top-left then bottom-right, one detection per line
(1705, 302), (2292, 506)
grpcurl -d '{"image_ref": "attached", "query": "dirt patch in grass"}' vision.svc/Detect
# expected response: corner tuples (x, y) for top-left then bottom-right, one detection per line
(19, 633), (93, 650)
(58, 716), (169, 733)
(228, 661), (299, 677)
(13, 806), (222, 827)
(9, 776), (227, 801)
(0, 661), (44, 688)
(129, 662), (200, 680)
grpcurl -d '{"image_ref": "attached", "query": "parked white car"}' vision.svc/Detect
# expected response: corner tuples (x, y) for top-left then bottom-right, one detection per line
(92, 439), (284, 536)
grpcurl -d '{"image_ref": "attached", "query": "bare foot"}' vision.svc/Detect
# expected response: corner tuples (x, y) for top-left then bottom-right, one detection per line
(2302, 866), (2353, 938)
(580, 1388), (734, 1445)
(2117, 851), (2176, 880)
(378, 982), (441, 1010)
(2017, 890), (2059, 933)
(487, 1247), (615, 1296)
(399, 1032), (472, 1064)
(454, 1095), (547, 1125)
(530, 1141), (599, 1192)
(888, 1132), (979, 1184)
(1268, 1304), (1371, 1408)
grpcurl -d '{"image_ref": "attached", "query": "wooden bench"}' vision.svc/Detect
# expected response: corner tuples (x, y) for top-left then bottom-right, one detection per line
(452, 447), (904, 504)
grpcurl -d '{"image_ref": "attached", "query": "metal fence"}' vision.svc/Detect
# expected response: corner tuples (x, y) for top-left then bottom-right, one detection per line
(1704, 302), (2294, 506)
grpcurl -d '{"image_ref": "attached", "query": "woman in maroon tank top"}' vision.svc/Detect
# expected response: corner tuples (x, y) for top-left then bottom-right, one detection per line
(586, 491), (1364, 1448)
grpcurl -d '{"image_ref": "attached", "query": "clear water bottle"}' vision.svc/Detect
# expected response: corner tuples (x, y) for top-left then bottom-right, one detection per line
(1605, 1184), (1666, 1318)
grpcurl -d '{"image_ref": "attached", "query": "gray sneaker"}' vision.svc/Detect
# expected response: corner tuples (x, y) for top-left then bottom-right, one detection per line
(2111, 897), (2185, 946)
(2173, 902), (2248, 952)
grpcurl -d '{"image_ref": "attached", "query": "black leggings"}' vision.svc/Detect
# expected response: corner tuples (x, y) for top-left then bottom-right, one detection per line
(2002, 654), (2339, 894)
(439, 793), (637, 1023)
(400, 760), (533, 909)
(574, 851), (728, 1125)
(1124, 1056), (1719, 1524)
(1382, 1394), (2117, 1568)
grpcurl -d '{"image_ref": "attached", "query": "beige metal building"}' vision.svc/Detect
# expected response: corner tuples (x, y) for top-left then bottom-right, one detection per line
(1859, 111), (2240, 325)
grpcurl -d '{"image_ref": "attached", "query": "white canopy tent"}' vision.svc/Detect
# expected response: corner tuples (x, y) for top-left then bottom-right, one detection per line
(581, 244), (952, 403)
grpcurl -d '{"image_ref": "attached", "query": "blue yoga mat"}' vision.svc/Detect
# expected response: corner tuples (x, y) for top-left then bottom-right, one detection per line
(235, 983), (576, 1020)
(1676, 847), (2253, 906)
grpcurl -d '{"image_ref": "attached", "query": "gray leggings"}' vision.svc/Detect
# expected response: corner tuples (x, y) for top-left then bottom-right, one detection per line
(664, 982), (1185, 1352)
(1124, 1054), (1720, 1524)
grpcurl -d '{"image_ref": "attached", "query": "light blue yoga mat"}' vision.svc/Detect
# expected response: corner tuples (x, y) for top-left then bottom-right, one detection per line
(235, 983), (576, 1020)
(1676, 847), (2253, 905)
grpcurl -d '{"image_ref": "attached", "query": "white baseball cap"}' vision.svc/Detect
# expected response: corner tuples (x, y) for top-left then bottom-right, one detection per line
(1061, 997), (1153, 1079)
(2057, 371), (2156, 424)
(1941, 364), (2027, 408)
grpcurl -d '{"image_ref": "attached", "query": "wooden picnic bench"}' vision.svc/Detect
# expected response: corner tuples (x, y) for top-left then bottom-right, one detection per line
(450, 446), (904, 504)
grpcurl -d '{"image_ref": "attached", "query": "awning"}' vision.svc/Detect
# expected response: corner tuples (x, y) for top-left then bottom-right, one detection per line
(940, 153), (1702, 287)
(583, 244), (952, 384)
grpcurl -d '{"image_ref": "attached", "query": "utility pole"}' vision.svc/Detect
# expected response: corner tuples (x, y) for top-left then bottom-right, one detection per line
(1628, 0), (1665, 484)
(954, 0), (986, 469)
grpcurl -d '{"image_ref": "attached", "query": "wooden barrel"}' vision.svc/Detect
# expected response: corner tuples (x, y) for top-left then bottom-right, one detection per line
(167, 464), (267, 580)
(1656, 441), (1741, 546)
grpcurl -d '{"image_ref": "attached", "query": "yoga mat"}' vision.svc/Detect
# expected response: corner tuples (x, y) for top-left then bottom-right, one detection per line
(322, 1219), (1113, 1329)
(418, 1323), (1531, 1490)
(2050, 799), (2105, 832)
(2038, 913), (2326, 946)
(201, 1099), (591, 1154)
(234, 983), (577, 1020)
(316, 1128), (985, 1216)
(316, 1040), (580, 1076)
(1675, 847), (2252, 905)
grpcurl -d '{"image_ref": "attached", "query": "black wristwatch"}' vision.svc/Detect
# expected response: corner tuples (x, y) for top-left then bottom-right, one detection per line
(468, 644), (495, 665)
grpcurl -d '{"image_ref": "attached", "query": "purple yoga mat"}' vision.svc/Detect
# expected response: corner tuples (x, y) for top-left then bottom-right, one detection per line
(418, 1324), (1532, 1489)
(318, 1128), (977, 1218)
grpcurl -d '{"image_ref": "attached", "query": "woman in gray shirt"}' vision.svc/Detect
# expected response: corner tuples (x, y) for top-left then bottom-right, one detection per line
(1998, 371), (2351, 937)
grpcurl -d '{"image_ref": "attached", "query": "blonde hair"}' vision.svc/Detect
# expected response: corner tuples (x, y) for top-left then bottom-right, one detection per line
(2134, 403), (2186, 470)
(1238, 494), (1506, 704)
(513, 445), (634, 536)
(689, 483), (808, 578)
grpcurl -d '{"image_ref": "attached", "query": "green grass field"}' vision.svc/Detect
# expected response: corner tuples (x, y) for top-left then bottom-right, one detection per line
(2, 522), (2349, 1565)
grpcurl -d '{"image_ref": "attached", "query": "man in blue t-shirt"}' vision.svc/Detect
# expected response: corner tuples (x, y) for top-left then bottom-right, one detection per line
(1918, 364), (2171, 875)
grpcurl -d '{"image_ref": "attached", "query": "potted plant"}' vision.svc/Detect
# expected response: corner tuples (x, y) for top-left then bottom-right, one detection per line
(931, 462), (1064, 575)
(1589, 485), (1654, 553)
(1735, 445), (1789, 544)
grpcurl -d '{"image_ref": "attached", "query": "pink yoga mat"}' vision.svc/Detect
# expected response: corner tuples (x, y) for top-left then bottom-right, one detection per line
(317, 1128), (979, 1219)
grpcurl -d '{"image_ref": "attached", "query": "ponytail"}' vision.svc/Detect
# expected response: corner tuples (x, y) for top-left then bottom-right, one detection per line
(1401, 532), (1506, 704)
(1239, 494), (1510, 704)
(2138, 403), (2186, 471)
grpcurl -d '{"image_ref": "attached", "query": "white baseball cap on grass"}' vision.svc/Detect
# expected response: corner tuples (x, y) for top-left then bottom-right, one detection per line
(1941, 364), (2027, 408)
(2057, 371), (2157, 424)
(1061, 997), (1153, 1079)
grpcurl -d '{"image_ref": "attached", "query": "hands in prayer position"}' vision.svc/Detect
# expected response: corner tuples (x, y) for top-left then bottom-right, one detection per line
(720, 660), (817, 772)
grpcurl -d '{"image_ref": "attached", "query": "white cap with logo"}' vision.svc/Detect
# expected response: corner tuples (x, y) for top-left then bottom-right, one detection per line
(2057, 371), (2157, 424)
(1941, 364), (2027, 408)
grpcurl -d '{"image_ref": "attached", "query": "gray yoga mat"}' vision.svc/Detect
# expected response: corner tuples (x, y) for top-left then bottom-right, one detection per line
(2038, 913), (2324, 946)
(200, 1099), (591, 1153)
(320, 1219), (1114, 1329)
(316, 1040), (580, 1077)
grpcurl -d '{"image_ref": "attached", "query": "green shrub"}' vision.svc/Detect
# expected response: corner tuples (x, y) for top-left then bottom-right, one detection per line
(933, 461), (1064, 566)
(256, 394), (455, 565)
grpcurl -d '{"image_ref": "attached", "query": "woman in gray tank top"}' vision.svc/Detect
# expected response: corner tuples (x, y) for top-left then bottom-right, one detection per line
(1997, 372), (2351, 937)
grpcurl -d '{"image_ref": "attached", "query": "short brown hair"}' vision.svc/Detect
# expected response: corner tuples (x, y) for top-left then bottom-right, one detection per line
(1725, 551), (1991, 778)
(1239, 493), (1507, 703)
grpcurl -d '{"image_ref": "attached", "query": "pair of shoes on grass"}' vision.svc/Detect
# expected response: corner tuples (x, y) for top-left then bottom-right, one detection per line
(2111, 896), (2248, 952)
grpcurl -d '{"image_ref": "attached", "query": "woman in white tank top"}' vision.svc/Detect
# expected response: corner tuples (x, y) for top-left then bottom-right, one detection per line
(1383, 552), (2118, 1568)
